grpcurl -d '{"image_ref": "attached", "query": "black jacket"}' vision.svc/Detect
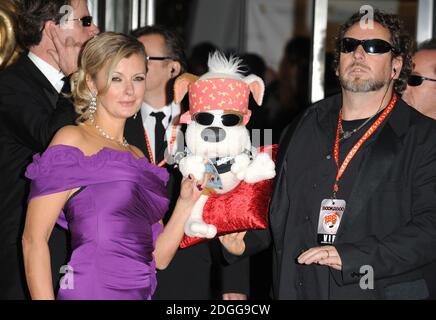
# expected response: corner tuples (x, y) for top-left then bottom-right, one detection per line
(234, 93), (436, 299)
(0, 54), (75, 299)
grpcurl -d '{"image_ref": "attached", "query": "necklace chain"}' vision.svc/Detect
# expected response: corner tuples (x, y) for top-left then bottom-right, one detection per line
(339, 112), (378, 141)
(340, 81), (392, 142)
(94, 123), (129, 147)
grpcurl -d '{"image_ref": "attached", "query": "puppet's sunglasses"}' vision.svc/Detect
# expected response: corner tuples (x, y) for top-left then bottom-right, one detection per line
(193, 112), (243, 127)
(340, 37), (398, 55)
(407, 74), (436, 86)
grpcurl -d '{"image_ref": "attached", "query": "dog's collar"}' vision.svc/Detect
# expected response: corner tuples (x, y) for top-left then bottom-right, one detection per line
(211, 157), (234, 174)
(174, 148), (254, 175)
(210, 149), (253, 174)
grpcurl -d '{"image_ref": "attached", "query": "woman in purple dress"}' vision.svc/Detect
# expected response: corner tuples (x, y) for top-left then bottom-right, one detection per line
(21, 32), (204, 300)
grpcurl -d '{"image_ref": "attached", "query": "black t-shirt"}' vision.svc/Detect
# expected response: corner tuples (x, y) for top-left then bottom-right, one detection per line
(286, 110), (383, 222)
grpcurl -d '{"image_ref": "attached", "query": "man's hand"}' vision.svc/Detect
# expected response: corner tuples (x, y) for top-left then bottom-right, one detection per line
(219, 231), (247, 256)
(222, 293), (247, 300)
(47, 25), (82, 76)
(297, 246), (342, 270)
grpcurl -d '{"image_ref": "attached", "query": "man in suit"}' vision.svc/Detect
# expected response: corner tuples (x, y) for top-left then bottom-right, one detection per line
(402, 38), (436, 120)
(222, 9), (436, 299)
(0, 0), (99, 299)
(125, 25), (250, 300)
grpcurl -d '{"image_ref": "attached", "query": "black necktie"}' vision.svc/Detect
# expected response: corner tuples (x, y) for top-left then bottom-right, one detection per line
(61, 76), (71, 94)
(150, 112), (166, 163)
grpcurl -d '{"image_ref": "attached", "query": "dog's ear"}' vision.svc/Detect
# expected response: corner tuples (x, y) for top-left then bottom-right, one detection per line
(174, 73), (199, 104)
(244, 74), (265, 106)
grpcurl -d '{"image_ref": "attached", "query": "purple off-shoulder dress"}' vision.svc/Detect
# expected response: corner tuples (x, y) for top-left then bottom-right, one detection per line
(25, 144), (169, 300)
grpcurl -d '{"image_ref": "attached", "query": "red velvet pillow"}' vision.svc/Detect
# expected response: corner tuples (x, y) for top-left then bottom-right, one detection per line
(180, 144), (278, 248)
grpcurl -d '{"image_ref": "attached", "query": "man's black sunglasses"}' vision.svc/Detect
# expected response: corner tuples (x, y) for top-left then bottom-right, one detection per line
(407, 74), (436, 86)
(340, 37), (398, 55)
(69, 15), (93, 27)
(193, 112), (243, 127)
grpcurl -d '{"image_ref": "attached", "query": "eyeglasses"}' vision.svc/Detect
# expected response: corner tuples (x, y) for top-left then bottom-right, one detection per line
(69, 15), (93, 27)
(193, 112), (243, 127)
(340, 37), (398, 55)
(146, 56), (173, 61)
(407, 74), (436, 86)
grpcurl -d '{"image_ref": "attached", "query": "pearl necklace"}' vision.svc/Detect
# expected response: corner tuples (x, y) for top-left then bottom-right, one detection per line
(94, 123), (129, 147)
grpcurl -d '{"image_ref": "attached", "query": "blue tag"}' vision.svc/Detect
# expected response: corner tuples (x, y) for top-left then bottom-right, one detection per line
(205, 161), (223, 189)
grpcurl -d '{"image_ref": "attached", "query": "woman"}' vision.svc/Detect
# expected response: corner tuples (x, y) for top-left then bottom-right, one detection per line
(22, 32), (204, 300)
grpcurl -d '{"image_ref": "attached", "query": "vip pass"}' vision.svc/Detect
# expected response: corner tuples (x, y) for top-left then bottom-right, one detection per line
(317, 199), (345, 245)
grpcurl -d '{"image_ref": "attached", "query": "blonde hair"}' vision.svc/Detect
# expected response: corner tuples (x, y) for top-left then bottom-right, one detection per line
(70, 32), (146, 123)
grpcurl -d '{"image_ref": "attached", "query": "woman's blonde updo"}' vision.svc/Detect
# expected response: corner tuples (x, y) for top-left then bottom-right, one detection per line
(70, 32), (146, 123)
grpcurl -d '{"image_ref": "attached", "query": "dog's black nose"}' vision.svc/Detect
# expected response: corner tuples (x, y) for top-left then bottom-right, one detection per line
(201, 127), (226, 143)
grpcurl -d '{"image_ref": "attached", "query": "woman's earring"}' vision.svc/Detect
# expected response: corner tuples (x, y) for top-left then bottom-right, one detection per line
(88, 93), (97, 122)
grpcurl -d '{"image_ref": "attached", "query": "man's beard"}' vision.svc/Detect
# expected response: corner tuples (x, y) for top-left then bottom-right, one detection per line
(339, 62), (389, 92)
(339, 76), (387, 92)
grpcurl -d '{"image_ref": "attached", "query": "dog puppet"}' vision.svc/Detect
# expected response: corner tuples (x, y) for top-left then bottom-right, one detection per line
(174, 52), (276, 239)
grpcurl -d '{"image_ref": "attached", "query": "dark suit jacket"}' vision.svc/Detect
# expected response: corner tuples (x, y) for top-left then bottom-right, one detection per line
(231, 94), (436, 299)
(125, 111), (250, 299)
(0, 54), (76, 299)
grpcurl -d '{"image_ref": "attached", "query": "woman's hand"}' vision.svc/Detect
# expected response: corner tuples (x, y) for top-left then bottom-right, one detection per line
(219, 231), (247, 256)
(153, 174), (209, 269)
(178, 174), (208, 207)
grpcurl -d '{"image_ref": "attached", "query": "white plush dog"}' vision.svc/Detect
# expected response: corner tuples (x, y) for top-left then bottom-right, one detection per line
(174, 52), (276, 239)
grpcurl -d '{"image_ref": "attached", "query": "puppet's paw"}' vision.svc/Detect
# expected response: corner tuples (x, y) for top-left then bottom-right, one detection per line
(185, 219), (217, 239)
(231, 154), (251, 180)
(179, 155), (206, 181)
(244, 152), (276, 183)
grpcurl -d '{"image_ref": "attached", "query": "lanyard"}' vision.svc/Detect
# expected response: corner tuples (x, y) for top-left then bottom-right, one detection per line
(332, 94), (397, 197)
(145, 124), (178, 167)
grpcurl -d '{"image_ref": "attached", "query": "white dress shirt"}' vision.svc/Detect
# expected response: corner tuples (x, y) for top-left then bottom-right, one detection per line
(28, 52), (65, 93)
(141, 101), (181, 163)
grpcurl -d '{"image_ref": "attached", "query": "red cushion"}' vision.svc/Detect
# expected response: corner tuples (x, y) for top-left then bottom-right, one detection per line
(180, 144), (278, 248)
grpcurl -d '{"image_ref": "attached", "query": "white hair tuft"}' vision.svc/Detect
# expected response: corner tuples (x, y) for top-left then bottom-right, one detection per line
(206, 51), (244, 77)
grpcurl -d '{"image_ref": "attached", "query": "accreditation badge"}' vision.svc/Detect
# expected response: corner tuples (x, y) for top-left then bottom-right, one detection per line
(203, 160), (223, 190)
(317, 199), (346, 244)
